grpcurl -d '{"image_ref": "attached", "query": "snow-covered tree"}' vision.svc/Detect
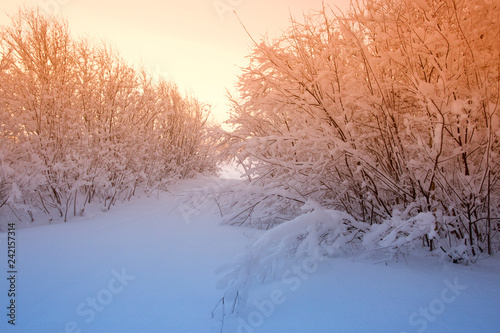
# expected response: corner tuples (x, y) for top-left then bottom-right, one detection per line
(225, 0), (499, 259)
(216, 1), (499, 317)
(0, 8), (220, 223)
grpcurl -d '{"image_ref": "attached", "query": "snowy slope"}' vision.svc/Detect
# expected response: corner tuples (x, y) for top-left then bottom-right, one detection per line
(0, 177), (499, 333)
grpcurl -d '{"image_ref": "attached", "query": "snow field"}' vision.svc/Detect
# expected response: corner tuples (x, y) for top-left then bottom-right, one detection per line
(0, 177), (499, 333)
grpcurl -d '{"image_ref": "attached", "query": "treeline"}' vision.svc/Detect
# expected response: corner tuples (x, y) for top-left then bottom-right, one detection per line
(225, 0), (499, 260)
(0, 8), (219, 222)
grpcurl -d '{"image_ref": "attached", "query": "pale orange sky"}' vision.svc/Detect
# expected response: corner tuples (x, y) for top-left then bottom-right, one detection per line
(1, 0), (350, 123)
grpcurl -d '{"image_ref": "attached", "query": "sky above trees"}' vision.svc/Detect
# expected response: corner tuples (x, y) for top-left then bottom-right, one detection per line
(1, 0), (350, 122)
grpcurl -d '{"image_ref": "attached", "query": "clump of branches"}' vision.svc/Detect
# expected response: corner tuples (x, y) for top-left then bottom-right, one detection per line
(224, 0), (500, 260)
(0, 8), (221, 224)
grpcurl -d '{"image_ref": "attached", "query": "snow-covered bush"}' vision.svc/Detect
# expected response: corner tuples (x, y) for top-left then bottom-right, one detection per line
(217, 202), (442, 313)
(224, 0), (500, 259)
(0, 8), (221, 223)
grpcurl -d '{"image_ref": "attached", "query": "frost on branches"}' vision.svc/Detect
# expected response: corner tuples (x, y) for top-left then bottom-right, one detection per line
(0, 8), (220, 225)
(217, 202), (440, 313)
(218, 0), (499, 315)
(222, 0), (499, 281)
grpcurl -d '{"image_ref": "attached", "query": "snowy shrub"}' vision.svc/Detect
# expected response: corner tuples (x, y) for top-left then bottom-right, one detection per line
(217, 201), (487, 316)
(217, 203), (362, 307)
(220, 183), (306, 229)
(224, 0), (500, 259)
(0, 8), (221, 223)
(216, 202), (446, 314)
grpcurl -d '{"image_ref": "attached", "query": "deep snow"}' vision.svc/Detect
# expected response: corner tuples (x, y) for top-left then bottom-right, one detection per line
(1, 176), (499, 333)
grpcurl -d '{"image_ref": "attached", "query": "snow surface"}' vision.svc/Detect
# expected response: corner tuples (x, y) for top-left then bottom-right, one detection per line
(1, 177), (499, 333)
